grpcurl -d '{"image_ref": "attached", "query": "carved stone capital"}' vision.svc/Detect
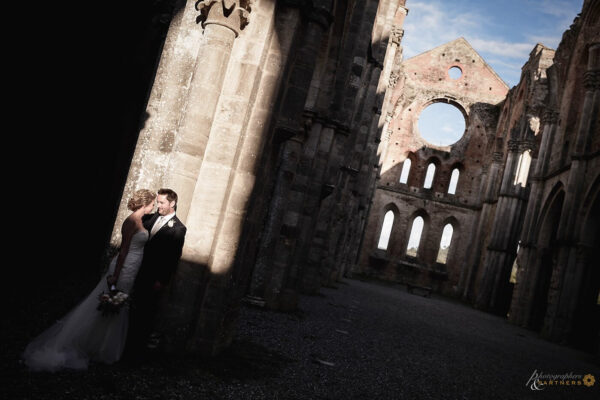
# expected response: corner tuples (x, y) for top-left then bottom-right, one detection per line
(492, 152), (504, 163)
(507, 139), (520, 152)
(195, 0), (252, 37)
(583, 70), (600, 91)
(542, 108), (559, 125)
(391, 26), (404, 46)
(304, 4), (334, 29)
(388, 71), (400, 88)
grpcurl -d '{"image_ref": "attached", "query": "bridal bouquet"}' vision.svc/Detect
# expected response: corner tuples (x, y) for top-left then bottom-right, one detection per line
(97, 287), (129, 316)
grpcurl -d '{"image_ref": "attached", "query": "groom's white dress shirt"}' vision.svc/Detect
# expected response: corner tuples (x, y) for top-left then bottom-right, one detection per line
(150, 212), (176, 237)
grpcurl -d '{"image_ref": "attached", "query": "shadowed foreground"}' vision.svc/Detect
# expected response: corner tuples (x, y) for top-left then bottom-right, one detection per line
(4, 278), (600, 399)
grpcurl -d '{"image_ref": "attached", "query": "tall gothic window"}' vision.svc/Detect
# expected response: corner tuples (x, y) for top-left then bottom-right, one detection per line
(448, 168), (460, 194)
(399, 159), (411, 184)
(424, 163), (436, 189)
(377, 210), (394, 250)
(514, 150), (532, 187)
(436, 224), (454, 264)
(406, 216), (424, 257)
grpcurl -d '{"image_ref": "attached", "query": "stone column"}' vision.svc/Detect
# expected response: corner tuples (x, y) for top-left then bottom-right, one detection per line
(247, 1), (333, 309)
(477, 134), (534, 313)
(165, 0), (251, 225)
(509, 109), (559, 326)
(458, 148), (502, 300)
(110, 2), (206, 246)
(151, 0), (253, 354)
(542, 43), (600, 340)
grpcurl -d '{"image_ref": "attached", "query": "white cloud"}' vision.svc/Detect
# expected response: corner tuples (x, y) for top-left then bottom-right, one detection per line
(468, 38), (533, 59)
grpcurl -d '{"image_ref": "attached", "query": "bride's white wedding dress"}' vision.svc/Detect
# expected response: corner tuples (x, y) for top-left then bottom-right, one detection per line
(23, 230), (148, 371)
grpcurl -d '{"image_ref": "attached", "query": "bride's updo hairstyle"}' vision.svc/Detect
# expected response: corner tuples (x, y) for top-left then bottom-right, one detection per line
(127, 189), (157, 211)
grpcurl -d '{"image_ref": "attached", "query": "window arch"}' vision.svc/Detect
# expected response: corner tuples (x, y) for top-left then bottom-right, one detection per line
(436, 224), (454, 264)
(399, 158), (411, 184)
(424, 163), (436, 189)
(406, 216), (424, 257)
(514, 150), (532, 187)
(377, 210), (395, 250)
(448, 168), (460, 194)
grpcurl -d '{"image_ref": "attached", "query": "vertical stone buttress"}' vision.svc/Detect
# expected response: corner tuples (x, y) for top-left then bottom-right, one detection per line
(304, 0), (398, 293)
(110, 2), (205, 246)
(173, 0), (251, 235)
(458, 143), (503, 300)
(248, 1), (334, 310)
(542, 42), (600, 341)
(509, 108), (559, 326)
(352, 3), (407, 277)
(476, 123), (534, 313)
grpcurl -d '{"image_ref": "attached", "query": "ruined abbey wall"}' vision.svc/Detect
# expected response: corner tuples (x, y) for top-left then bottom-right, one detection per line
(93, 0), (599, 356)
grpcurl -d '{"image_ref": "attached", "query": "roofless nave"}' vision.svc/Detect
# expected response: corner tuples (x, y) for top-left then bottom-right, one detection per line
(84, 0), (598, 357)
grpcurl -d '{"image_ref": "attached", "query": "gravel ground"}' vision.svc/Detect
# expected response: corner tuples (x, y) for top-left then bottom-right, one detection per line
(3, 276), (599, 400)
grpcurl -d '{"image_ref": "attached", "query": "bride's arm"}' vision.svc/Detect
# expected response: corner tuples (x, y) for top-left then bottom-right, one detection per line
(107, 220), (135, 286)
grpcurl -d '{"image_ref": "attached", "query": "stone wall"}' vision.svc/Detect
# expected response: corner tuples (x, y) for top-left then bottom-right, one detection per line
(507, 0), (600, 354)
(109, 0), (408, 356)
(356, 37), (508, 296)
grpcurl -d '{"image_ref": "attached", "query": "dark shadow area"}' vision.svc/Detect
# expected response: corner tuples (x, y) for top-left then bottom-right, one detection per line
(201, 339), (295, 380)
(10, 0), (182, 314)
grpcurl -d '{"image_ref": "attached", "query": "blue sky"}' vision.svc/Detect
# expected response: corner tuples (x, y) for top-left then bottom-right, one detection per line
(402, 0), (584, 88)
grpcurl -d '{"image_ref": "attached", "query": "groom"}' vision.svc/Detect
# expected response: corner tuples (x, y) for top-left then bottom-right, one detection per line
(128, 188), (186, 354)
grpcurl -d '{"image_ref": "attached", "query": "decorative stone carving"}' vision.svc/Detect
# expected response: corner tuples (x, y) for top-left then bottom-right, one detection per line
(388, 71), (400, 88)
(583, 70), (600, 90)
(195, 0), (252, 36)
(391, 26), (404, 46)
(542, 108), (559, 125)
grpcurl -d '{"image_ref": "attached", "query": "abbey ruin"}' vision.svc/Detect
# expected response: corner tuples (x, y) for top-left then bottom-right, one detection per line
(101, 0), (598, 356)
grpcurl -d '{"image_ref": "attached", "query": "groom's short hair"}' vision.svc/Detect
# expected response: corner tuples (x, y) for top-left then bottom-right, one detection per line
(158, 188), (178, 210)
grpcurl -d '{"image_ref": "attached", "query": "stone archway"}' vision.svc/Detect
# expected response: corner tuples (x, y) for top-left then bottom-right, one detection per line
(570, 177), (600, 354)
(530, 186), (565, 331)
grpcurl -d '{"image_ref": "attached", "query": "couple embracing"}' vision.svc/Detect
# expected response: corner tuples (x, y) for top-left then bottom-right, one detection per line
(23, 189), (187, 371)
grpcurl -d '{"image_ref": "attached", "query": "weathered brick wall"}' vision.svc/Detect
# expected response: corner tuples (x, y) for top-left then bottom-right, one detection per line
(358, 37), (508, 294)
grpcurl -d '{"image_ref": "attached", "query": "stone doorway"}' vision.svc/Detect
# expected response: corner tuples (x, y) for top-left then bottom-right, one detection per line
(530, 189), (564, 331)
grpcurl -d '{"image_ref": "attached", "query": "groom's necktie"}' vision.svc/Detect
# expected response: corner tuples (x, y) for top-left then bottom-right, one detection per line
(151, 216), (164, 236)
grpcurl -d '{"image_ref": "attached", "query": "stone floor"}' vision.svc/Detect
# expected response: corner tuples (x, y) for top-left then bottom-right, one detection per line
(4, 277), (600, 399)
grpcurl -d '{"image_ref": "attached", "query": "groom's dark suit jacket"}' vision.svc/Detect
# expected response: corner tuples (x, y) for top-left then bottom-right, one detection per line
(137, 213), (187, 289)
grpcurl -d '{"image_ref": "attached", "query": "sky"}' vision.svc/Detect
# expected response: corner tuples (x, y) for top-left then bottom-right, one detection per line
(402, 0), (584, 88)
(404, 0), (584, 148)
(391, 1), (584, 247)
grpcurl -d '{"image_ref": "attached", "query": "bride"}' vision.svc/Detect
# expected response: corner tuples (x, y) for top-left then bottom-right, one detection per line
(22, 189), (157, 371)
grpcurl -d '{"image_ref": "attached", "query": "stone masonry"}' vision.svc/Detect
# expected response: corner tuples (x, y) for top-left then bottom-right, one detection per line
(103, 0), (599, 357)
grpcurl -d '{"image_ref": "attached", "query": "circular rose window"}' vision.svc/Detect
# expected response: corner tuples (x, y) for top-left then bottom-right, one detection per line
(418, 102), (466, 146)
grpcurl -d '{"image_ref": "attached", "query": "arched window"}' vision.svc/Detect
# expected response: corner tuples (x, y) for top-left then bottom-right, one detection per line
(448, 168), (459, 194)
(514, 150), (532, 187)
(436, 224), (454, 264)
(377, 210), (394, 250)
(424, 163), (436, 189)
(406, 216), (424, 257)
(399, 159), (411, 184)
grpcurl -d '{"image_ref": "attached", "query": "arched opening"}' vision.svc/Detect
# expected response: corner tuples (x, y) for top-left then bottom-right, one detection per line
(530, 189), (565, 331)
(406, 216), (424, 257)
(399, 158), (411, 184)
(377, 210), (395, 250)
(570, 182), (600, 354)
(418, 102), (466, 146)
(448, 168), (460, 194)
(436, 224), (454, 264)
(424, 163), (436, 189)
